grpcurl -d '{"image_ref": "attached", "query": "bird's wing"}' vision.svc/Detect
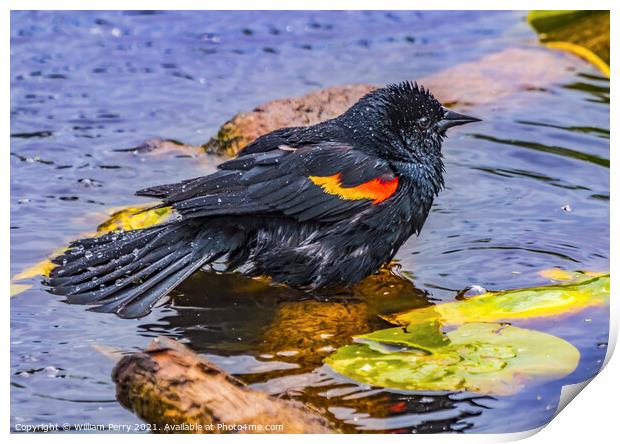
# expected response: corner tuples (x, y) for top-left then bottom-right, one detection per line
(136, 143), (399, 223)
(235, 126), (304, 156)
(135, 126), (301, 200)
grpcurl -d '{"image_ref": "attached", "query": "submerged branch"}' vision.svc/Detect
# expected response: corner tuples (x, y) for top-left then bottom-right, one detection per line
(112, 337), (335, 434)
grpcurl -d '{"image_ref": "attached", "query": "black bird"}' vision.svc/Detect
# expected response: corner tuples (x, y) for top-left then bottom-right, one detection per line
(45, 81), (480, 318)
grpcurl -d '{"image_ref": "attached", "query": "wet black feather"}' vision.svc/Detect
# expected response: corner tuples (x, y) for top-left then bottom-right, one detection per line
(45, 81), (462, 318)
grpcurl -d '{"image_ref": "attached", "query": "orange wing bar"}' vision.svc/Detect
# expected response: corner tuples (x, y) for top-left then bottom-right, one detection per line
(308, 173), (398, 204)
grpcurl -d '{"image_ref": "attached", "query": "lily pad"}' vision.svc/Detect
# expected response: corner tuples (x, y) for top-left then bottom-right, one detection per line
(325, 322), (580, 395)
(96, 205), (172, 233)
(11, 246), (66, 283)
(528, 10), (610, 77)
(385, 272), (609, 327)
(326, 270), (607, 395)
(10, 205), (172, 297)
(355, 320), (449, 352)
(10, 283), (32, 297)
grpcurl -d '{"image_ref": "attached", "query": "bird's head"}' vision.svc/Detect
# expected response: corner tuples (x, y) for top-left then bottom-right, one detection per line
(339, 81), (480, 163)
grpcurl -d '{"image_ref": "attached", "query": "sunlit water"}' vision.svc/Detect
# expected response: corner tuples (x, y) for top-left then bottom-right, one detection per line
(11, 11), (609, 433)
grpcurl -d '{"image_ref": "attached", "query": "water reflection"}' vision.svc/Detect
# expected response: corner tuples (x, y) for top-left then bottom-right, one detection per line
(471, 134), (609, 168)
(137, 268), (492, 433)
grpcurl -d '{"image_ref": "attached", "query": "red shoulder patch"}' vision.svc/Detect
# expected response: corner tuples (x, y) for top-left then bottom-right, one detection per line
(308, 173), (398, 204)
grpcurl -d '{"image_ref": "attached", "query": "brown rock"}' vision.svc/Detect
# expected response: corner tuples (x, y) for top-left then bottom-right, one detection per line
(205, 47), (583, 157)
(203, 84), (375, 156)
(422, 47), (579, 107)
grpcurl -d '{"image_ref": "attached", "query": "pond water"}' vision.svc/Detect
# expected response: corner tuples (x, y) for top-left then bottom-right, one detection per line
(10, 11), (609, 434)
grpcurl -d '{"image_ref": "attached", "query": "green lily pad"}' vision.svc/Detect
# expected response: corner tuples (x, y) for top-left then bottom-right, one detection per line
(355, 320), (449, 353)
(325, 322), (580, 395)
(326, 271), (607, 395)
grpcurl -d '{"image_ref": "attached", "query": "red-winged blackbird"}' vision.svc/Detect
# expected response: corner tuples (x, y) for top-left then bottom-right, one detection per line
(45, 81), (480, 318)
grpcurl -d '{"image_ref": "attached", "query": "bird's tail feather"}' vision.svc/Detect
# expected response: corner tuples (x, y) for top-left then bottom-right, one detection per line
(45, 221), (233, 318)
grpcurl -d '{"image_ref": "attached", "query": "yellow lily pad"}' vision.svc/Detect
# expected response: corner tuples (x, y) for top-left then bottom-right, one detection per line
(11, 246), (67, 283)
(10, 284), (32, 297)
(96, 206), (172, 233)
(326, 270), (607, 395)
(10, 205), (172, 296)
(528, 10), (610, 77)
(538, 268), (603, 282)
(385, 272), (609, 327)
(325, 322), (580, 395)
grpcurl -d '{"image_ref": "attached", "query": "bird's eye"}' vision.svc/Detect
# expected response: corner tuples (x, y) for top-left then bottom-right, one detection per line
(417, 117), (430, 129)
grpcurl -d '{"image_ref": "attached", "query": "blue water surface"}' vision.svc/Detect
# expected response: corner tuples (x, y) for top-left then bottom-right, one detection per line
(10, 10), (609, 434)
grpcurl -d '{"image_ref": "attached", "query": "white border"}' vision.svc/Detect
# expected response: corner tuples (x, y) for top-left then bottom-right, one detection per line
(3, 1), (617, 443)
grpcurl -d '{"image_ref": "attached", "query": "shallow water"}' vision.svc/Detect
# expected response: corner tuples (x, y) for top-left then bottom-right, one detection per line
(10, 11), (609, 433)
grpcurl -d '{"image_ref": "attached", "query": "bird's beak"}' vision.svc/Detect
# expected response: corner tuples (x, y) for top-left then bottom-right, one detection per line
(438, 108), (481, 132)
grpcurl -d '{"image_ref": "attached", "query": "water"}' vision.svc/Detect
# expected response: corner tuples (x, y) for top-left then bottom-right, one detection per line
(10, 11), (609, 433)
